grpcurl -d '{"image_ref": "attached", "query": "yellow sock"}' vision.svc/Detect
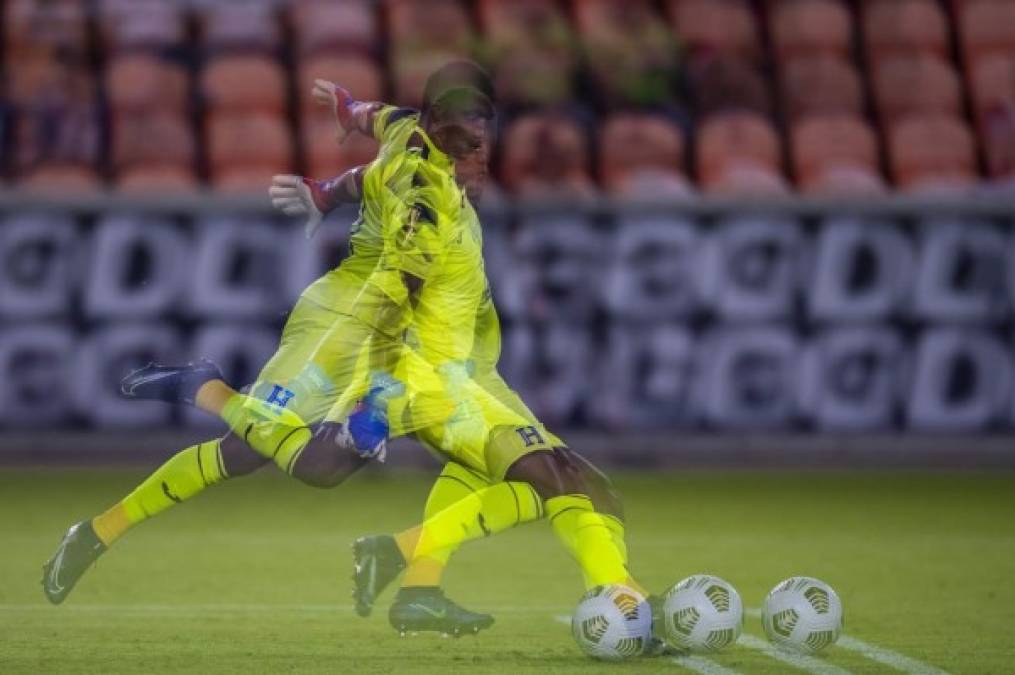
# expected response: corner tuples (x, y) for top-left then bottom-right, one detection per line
(400, 463), (492, 587)
(92, 440), (227, 546)
(546, 495), (631, 589)
(396, 480), (543, 562)
(220, 392), (313, 474)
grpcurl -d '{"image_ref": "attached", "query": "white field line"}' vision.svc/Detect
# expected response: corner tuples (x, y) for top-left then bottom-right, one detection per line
(746, 608), (949, 675)
(0, 603), (570, 615)
(836, 636), (950, 675)
(737, 634), (853, 675)
(553, 615), (742, 675)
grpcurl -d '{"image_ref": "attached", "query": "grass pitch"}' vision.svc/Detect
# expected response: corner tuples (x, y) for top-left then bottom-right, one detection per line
(0, 467), (1012, 674)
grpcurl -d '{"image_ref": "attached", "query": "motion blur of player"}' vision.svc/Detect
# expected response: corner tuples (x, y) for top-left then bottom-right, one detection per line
(42, 62), (654, 644)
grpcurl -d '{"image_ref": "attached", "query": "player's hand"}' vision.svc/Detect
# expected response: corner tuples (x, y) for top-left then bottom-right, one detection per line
(269, 174), (325, 239)
(341, 399), (390, 462)
(312, 78), (355, 142)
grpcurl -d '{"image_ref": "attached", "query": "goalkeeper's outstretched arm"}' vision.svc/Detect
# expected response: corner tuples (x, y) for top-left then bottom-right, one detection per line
(269, 166), (366, 238)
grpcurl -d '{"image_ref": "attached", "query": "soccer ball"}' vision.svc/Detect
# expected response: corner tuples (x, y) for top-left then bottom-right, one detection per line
(571, 584), (652, 660)
(762, 577), (843, 654)
(662, 574), (743, 652)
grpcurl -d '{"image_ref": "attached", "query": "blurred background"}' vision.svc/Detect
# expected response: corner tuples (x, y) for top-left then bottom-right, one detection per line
(2, 0), (1015, 468)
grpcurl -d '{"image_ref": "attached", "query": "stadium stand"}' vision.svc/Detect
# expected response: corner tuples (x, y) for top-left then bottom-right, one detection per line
(1, 0), (1013, 194)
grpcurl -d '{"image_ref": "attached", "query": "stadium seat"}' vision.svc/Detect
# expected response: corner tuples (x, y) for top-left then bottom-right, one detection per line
(479, 0), (577, 107)
(111, 113), (196, 175)
(290, 0), (377, 55)
(391, 51), (464, 107)
(198, 0), (281, 52)
(301, 112), (380, 178)
(201, 55), (288, 114)
(574, 0), (679, 106)
(888, 115), (978, 191)
(780, 55), (864, 121)
(769, 0), (853, 61)
(478, 0), (566, 42)
(979, 101), (1015, 180)
(688, 53), (772, 117)
(598, 113), (690, 196)
(958, 0), (1015, 62)
(666, 0), (760, 59)
(386, 0), (473, 56)
(500, 113), (596, 198)
(106, 55), (189, 115)
(696, 112), (787, 194)
(17, 164), (102, 192)
(116, 166), (199, 193)
(968, 54), (1015, 120)
(873, 54), (963, 128)
(297, 54), (384, 111)
(207, 113), (293, 184)
(791, 115), (886, 194)
(4, 0), (88, 58)
(99, 0), (186, 52)
(864, 0), (949, 62)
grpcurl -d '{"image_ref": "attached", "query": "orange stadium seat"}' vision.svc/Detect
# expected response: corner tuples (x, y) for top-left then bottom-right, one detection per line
(780, 55), (864, 121)
(864, 0), (949, 62)
(598, 113), (690, 196)
(968, 54), (1015, 120)
(500, 113), (596, 198)
(478, 0), (564, 42)
(199, 1), (281, 52)
(770, 0), (853, 61)
(4, 0), (87, 58)
(301, 113), (381, 178)
(99, 0), (186, 52)
(666, 0), (760, 59)
(111, 113), (196, 175)
(873, 54), (963, 128)
(386, 0), (473, 55)
(958, 0), (1015, 62)
(116, 166), (199, 193)
(696, 111), (787, 195)
(18, 164), (102, 193)
(297, 54), (385, 111)
(201, 55), (288, 114)
(979, 102), (1015, 180)
(391, 51), (463, 107)
(791, 115), (885, 194)
(574, 0), (678, 105)
(207, 113), (293, 184)
(290, 0), (378, 55)
(889, 115), (978, 191)
(688, 54), (772, 117)
(106, 55), (189, 115)
(478, 0), (576, 106)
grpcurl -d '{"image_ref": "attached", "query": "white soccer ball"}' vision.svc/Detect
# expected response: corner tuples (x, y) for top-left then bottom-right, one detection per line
(662, 574), (743, 652)
(571, 584), (652, 660)
(762, 576), (843, 654)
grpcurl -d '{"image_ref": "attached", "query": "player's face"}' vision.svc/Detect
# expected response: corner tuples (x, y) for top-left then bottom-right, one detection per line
(429, 108), (494, 203)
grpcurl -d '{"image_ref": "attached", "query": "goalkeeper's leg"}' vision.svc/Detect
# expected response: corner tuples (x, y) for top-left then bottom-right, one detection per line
(42, 433), (268, 604)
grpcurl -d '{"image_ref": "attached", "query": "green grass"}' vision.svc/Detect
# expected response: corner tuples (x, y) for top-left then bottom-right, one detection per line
(0, 467), (1012, 674)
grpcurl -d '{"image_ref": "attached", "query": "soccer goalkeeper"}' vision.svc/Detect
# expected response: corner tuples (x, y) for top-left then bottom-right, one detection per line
(42, 62), (644, 638)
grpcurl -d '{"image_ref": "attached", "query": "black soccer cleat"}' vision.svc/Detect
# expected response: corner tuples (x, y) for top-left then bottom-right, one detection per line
(41, 521), (106, 605)
(351, 535), (406, 617)
(120, 359), (223, 406)
(389, 587), (495, 637)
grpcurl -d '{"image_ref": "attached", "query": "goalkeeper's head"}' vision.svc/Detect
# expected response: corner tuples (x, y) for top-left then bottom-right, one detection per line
(421, 61), (497, 202)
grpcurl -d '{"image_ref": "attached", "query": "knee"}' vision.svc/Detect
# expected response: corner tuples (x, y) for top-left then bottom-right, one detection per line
(289, 423), (366, 489)
(219, 434), (269, 478)
(505, 448), (583, 500)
